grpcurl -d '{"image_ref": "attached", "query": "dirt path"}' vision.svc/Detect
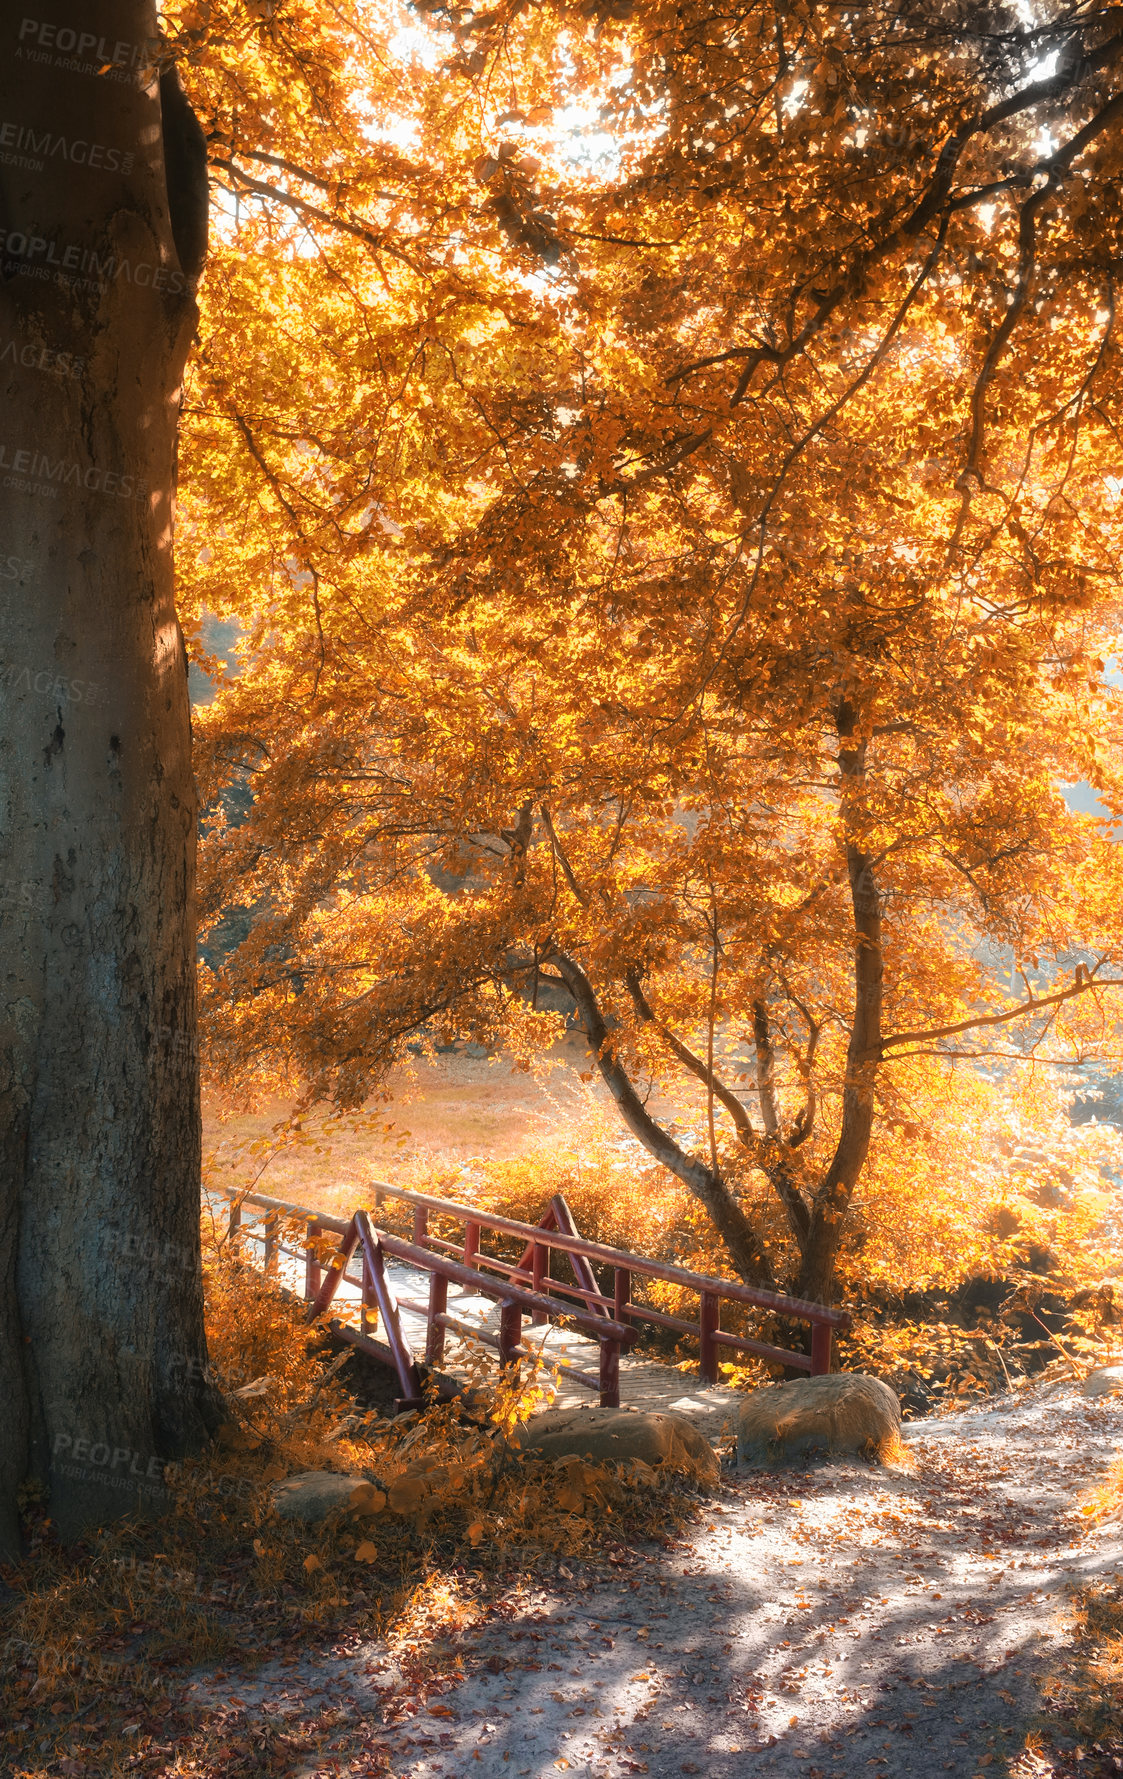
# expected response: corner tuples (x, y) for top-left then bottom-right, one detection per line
(188, 1378), (1121, 1778)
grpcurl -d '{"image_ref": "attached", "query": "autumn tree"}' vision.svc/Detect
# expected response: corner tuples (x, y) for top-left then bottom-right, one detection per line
(0, 0), (447, 1549)
(183, 1), (1123, 1312)
(0, 1), (224, 1552)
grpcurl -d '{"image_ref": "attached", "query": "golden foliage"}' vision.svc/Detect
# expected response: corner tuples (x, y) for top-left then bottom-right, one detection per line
(203, 1061), (1123, 1400)
(169, 0), (1123, 1302)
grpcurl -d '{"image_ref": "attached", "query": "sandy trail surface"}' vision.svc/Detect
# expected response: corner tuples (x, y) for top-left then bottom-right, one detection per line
(192, 1379), (1121, 1778)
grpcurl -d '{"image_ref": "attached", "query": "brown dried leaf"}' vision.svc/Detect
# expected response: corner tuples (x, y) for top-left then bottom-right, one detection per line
(349, 1481), (387, 1515)
(388, 1475), (427, 1514)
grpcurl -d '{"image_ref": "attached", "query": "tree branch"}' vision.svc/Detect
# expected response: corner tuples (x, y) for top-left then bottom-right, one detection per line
(500, 799), (534, 886)
(223, 145), (406, 203)
(750, 996), (817, 1240)
(668, 33), (1123, 404)
(627, 972), (814, 1245)
(209, 156), (420, 272)
(539, 805), (588, 905)
(793, 706), (884, 1300)
(624, 969), (755, 1146)
(883, 969), (1123, 1052)
(786, 1007), (822, 1151)
(752, 998), (781, 1138)
(547, 950), (776, 1287)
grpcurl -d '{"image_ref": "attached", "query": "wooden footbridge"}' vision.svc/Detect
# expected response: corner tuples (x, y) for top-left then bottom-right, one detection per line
(210, 1181), (849, 1427)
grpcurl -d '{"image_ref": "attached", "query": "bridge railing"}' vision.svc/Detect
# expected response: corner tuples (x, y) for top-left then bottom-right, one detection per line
(209, 1180), (849, 1409)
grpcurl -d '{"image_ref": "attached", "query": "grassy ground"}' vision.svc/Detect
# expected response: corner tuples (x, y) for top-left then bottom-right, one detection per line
(201, 1037), (628, 1219)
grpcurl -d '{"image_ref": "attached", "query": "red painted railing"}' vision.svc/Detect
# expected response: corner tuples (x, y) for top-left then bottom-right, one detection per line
(215, 1181), (850, 1410)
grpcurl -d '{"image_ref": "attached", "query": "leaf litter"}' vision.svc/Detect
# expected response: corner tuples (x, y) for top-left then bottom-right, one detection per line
(130, 1373), (1121, 1779)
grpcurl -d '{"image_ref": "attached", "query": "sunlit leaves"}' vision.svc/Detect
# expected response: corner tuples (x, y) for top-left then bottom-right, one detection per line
(180, 0), (1123, 1297)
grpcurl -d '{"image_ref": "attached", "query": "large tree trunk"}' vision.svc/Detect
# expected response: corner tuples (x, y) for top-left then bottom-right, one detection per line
(0, 5), (220, 1553)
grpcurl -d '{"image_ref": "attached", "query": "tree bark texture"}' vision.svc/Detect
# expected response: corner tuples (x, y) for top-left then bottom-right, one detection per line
(0, 3), (218, 1551)
(796, 709), (883, 1306)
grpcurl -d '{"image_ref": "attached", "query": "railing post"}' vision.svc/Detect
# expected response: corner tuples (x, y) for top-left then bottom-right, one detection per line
(700, 1292), (720, 1385)
(599, 1336), (620, 1408)
(304, 1219), (322, 1300)
(426, 1271), (448, 1367)
(550, 1193), (609, 1318)
(413, 1205), (429, 1249)
(464, 1220), (480, 1265)
(361, 1233), (375, 1337)
(228, 1197), (241, 1239)
(355, 1216), (423, 1403)
(810, 1317), (833, 1376)
(263, 1212), (279, 1277)
(614, 1267), (630, 1324)
(498, 1300), (521, 1367)
(306, 1217), (359, 1321)
(531, 1241), (547, 1322)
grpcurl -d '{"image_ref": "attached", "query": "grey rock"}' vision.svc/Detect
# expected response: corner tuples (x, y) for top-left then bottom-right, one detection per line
(737, 1372), (902, 1468)
(512, 1406), (720, 1485)
(271, 1470), (377, 1523)
(1082, 1365), (1123, 1400)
